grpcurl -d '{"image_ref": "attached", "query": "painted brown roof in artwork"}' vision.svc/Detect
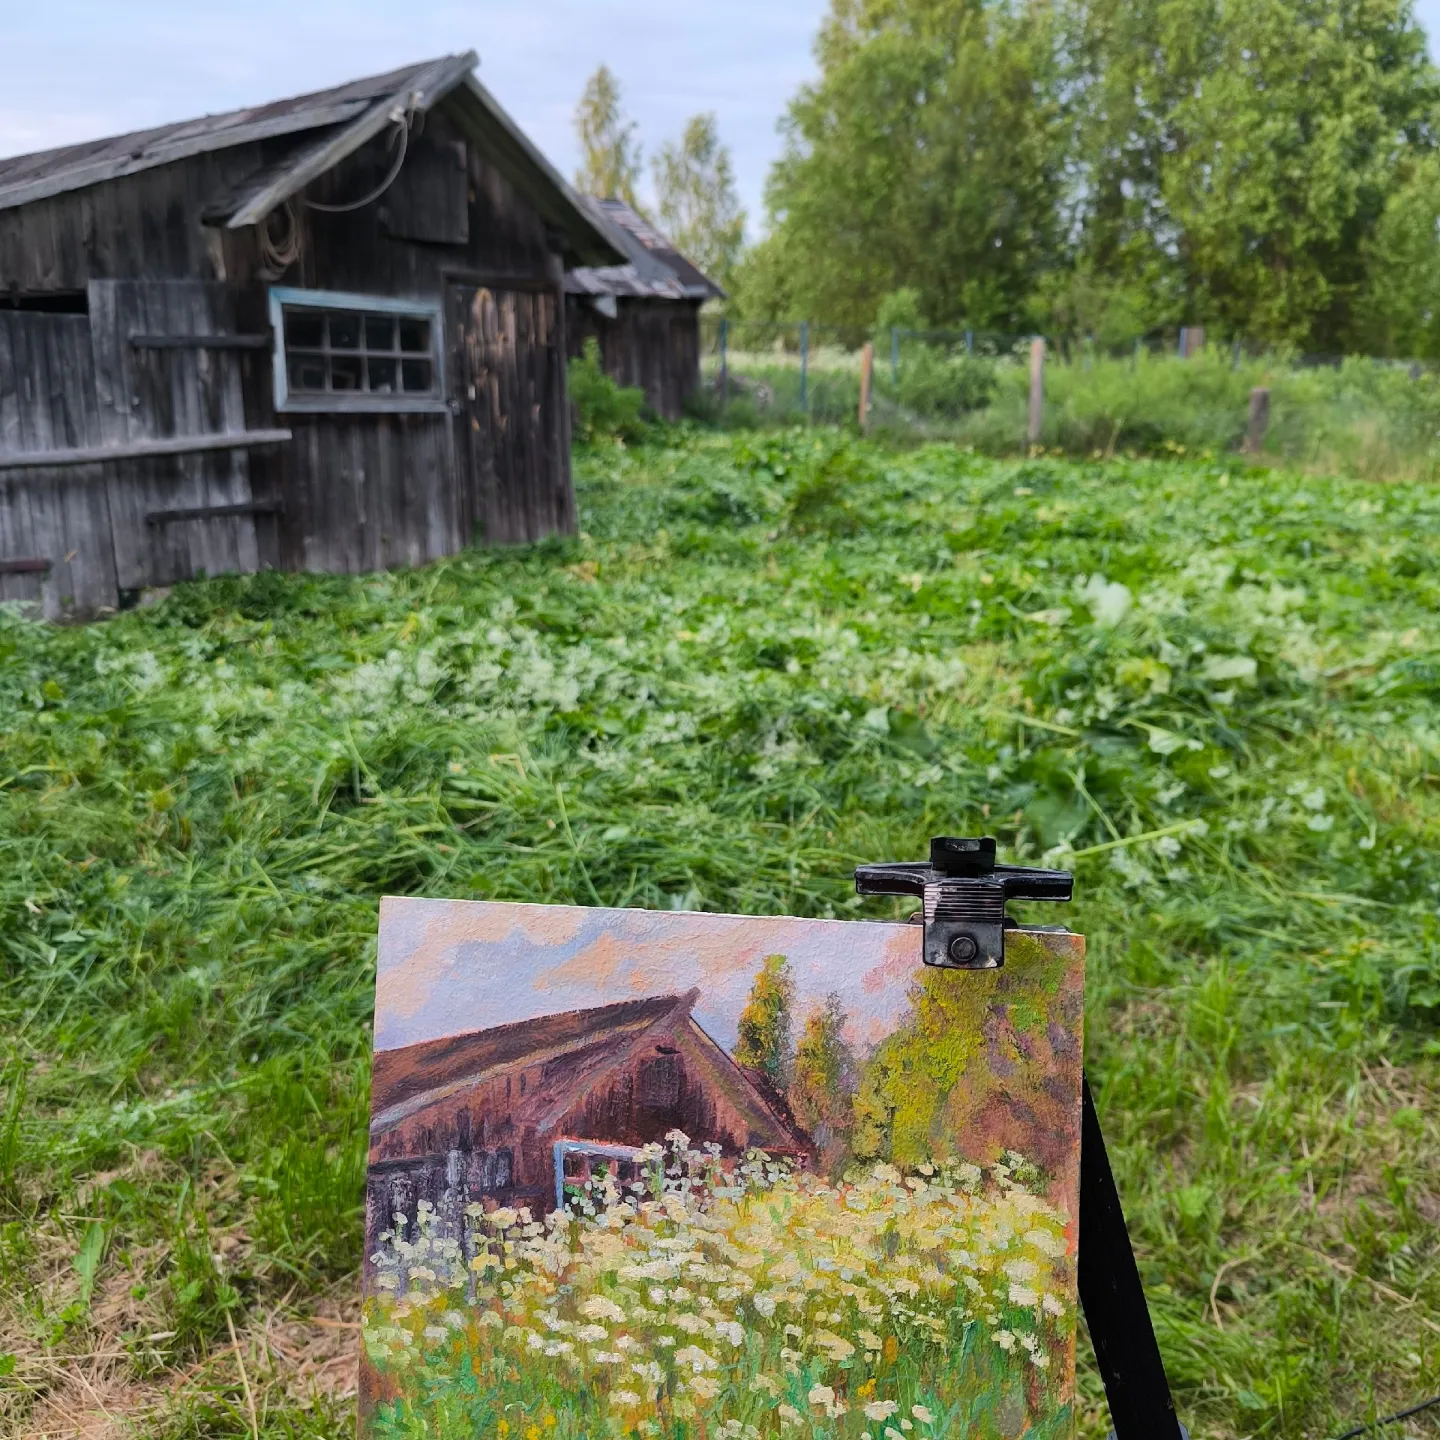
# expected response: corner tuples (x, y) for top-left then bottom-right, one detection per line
(371, 991), (698, 1117)
(370, 990), (813, 1156)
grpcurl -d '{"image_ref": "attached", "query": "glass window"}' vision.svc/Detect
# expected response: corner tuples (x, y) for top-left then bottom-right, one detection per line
(272, 290), (443, 410)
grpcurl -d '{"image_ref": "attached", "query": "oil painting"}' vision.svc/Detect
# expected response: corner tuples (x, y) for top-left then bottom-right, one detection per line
(361, 900), (1086, 1440)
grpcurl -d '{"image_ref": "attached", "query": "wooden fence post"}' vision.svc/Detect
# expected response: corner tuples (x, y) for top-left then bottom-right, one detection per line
(1179, 325), (1205, 359)
(858, 342), (874, 431)
(1028, 337), (1045, 448)
(1247, 387), (1270, 453)
(891, 327), (900, 385)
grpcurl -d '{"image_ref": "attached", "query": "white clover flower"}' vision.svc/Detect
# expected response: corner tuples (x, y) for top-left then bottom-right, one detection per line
(582, 1296), (626, 1322)
(777, 1404), (803, 1426)
(864, 1400), (898, 1421)
(911, 1405), (936, 1425)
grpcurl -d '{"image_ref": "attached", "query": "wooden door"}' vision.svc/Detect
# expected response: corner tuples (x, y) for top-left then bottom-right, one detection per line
(90, 280), (264, 588)
(449, 283), (575, 546)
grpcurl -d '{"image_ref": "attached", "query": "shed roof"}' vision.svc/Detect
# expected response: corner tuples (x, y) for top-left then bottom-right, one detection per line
(566, 197), (725, 302)
(0, 54), (625, 267)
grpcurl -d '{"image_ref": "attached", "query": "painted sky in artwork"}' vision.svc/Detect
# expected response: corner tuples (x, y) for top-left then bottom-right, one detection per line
(376, 898), (922, 1054)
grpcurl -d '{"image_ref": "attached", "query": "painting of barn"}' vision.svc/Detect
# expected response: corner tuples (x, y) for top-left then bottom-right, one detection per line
(366, 988), (811, 1251)
(362, 898), (1088, 1439)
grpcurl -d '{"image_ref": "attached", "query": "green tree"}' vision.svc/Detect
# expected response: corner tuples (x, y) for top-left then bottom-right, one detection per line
(1350, 149), (1440, 359)
(851, 933), (1085, 1184)
(789, 994), (857, 1163)
(748, 0), (1066, 328)
(1058, 0), (1439, 349)
(574, 65), (642, 205)
(734, 954), (794, 1085)
(652, 114), (746, 290)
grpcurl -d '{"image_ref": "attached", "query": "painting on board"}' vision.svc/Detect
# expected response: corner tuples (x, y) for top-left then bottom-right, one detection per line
(361, 900), (1086, 1440)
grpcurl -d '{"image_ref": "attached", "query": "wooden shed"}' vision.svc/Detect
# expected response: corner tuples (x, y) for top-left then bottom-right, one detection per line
(366, 990), (813, 1247)
(0, 53), (626, 618)
(566, 198), (723, 420)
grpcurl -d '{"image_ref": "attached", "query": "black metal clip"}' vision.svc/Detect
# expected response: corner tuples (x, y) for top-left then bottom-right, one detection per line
(854, 836), (1073, 970)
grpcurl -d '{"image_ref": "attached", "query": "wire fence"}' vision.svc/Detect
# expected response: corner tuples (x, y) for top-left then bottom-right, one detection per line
(688, 317), (1440, 481)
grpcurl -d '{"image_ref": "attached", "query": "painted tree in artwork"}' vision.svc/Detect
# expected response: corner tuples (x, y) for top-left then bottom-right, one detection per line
(788, 993), (857, 1166)
(573, 65), (642, 206)
(850, 932), (1085, 1188)
(734, 954), (794, 1085)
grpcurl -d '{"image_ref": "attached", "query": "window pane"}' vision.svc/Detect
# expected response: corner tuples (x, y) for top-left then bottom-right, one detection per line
(329, 312), (360, 349)
(365, 314), (396, 351)
(286, 309), (323, 349)
(367, 355), (398, 394)
(398, 316), (430, 353)
(401, 358), (433, 393)
(331, 354), (363, 390)
(288, 353), (328, 392)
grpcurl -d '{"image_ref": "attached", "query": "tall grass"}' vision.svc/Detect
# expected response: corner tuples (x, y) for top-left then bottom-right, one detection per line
(700, 345), (1440, 482)
(0, 430), (1438, 1436)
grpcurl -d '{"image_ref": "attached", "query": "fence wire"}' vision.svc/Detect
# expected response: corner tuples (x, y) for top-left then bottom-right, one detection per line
(689, 317), (1440, 480)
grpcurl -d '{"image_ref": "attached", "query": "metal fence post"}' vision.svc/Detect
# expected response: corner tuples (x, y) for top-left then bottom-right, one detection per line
(965, 329), (974, 357)
(891, 327), (900, 385)
(800, 321), (809, 414)
(719, 316), (728, 408)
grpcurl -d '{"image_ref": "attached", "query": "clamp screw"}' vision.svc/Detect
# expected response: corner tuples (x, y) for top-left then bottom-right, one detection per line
(948, 935), (979, 964)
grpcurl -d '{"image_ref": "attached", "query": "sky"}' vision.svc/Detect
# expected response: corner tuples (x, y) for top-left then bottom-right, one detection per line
(4, 1), (1439, 244)
(375, 897), (922, 1053)
(0, 0), (831, 237)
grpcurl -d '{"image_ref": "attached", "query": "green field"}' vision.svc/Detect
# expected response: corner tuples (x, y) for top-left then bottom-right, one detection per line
(2, 428), (1439, 1438)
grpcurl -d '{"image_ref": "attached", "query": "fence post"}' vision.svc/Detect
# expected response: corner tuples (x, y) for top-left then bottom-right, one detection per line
(1179, 325), (1205, 359)
(965, 329), (974, 357)
(719, 317), (728, 408)
(858, 342), (874, 432)
(1247, 387), (1270, 454)
(1028, 336), (1045, 448)
(891, 327), (900, 386)
(800, 321), (809, 415)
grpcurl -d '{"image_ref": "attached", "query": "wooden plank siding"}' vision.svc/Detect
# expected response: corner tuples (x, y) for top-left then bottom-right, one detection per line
(0, 312), (119, 617)
(0, 89), (600, 615)
(566, 297), (703, 421)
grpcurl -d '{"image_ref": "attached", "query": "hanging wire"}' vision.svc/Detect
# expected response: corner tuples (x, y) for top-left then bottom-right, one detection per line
(303, 101), (415, 214)
(1334, 1394), (1440, 1440)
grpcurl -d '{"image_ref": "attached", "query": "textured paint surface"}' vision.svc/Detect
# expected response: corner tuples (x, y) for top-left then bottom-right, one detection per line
(363, 899), (1085, 1439)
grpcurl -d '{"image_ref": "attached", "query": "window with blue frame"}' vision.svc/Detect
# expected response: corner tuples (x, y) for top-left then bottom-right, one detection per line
(268, 287), (445, 413)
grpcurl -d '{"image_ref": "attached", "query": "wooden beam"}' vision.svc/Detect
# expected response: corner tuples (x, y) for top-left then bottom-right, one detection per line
(0, 429), (292, 472)
(130, 333), (269, 350)
(0, 101), (371, 213)
(1028, 337), (1046, 447)
(147, 501), (280, 525)
(226, 52), (478, 229)
(0, 557), (51, 575)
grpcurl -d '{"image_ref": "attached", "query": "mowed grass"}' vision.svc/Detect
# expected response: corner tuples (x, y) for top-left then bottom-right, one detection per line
(1, 428), (1439, 1439)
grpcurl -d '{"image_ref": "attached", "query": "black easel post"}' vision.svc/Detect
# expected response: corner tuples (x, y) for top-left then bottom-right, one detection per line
(1079, 1074), (1186, 1440)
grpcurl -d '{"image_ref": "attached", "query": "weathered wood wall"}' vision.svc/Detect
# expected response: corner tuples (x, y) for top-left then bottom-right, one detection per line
(566, 297), (702, 421)
(0, 105), (577, 612)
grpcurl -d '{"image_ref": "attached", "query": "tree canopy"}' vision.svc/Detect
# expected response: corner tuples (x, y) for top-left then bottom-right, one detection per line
(732, 0), (1440, 354)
